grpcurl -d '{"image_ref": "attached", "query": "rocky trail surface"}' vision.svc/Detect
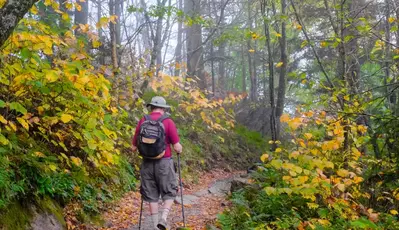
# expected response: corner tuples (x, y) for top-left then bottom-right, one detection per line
(70, 169), (249, 230)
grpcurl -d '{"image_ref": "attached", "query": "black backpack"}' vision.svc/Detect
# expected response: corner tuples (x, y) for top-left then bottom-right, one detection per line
(137, 114), (168, 159)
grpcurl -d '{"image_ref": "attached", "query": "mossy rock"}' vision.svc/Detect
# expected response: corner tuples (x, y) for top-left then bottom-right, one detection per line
(0, 202), (32, 230)
(0, 197), (66, 230)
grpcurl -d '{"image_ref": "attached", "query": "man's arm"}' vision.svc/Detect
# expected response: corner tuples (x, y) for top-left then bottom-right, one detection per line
(168, 119), (182, 154)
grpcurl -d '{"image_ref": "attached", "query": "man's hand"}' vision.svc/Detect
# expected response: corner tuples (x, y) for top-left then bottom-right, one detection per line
(173, 142), (183, 154)
(132, 145), (137, 152)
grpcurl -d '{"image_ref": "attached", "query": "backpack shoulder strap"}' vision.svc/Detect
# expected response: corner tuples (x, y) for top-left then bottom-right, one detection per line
(144, 115), (151, 121)
(156, 114), (169, 123)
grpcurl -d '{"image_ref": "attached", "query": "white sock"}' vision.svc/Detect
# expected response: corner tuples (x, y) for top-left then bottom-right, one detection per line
(161, 208), (170, 221)
(151, 213), (159, 228)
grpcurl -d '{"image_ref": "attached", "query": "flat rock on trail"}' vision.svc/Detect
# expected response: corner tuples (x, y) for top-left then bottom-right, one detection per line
(91, 169), (246, 230)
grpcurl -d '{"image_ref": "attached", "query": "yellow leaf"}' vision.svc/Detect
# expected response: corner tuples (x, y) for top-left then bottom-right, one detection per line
(388, 17), (396, 23)
(282, 176), (292, 181)
(287, 117), (302, 130)
(337, 169), (349, 177)
(307, 202), (319, 209)
(304, 111), (314, 117)
(276, 62), (284, 68)
(74, 2), (82, 11)
(317, 219), (331, 226)
(304, 133), (313, 140)
(299, 176), (309, 183)
(62, 12), (69, 21)
(320, 41), (328, 47)
(48, 164), (57, 172)
(275, 32), (282, 37)
(275, 148), (282, 153)
(353, 176), (363, 184)
(280, 114), (290, 123)
(109, 15), (118, 24)
(34, 152), (46, 158)
(65, 2), (73, 10)
(260, 153), (269, 162)
(43, 47), (53, 55)
(296, 24), (302, 30)
(0, 115), (7, 124)
(31, 5), (39, 14)
(344, 95), (350, 101)
(8, 121), (17, 131)
(44, 0), (52, 6)
(264, 187), (276, 195)
(17, 117), (29, 130)
(71, 156), (82, 167)
(92, 40), (101, 48)
(60, 114), (73, 123)
(390, 210), (398, 215)
(336, 183), (345, 192)
(248, 49), (255, 53)
(289, 151), (300, 159)
(102, 151), (114, 164)
(46, 70), (58, 82)
(281, 188), (292, 195)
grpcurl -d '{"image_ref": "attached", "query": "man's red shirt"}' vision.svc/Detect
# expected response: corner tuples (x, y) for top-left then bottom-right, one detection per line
(132, 112), (179, 158)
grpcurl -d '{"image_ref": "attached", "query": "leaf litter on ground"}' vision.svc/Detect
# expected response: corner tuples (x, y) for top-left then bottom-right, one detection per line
(65, 169), (245, 230)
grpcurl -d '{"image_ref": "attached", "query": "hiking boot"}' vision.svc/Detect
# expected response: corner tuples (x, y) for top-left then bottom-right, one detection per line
(157, 219), (167, 230)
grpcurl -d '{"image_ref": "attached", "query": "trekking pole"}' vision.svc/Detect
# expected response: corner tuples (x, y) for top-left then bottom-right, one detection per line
(138, 198), (143, 230)
(177, 153), (186, 228)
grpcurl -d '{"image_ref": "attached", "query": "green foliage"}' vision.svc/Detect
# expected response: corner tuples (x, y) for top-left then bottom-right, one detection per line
(0, 1), (137, 221)
(219, 111), (399, 229)
(234, 125), (269, 150)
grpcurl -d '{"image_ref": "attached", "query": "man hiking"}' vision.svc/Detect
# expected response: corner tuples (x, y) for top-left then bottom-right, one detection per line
(132, 96), (183, 229)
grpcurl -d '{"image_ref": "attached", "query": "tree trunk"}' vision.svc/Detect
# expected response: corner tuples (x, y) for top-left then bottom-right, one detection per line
(218, 41), (226, 92)
(241, 44), (247, 93)
(185, 0), (206, 89)
(261, 0), (277, 149)
(276, 0), (288, 139)
(211, 41), (216, 95)
(247, 1), (256, 101)
(174, 0), (183, 76)
(0, 0), (39, 48)
(97, 0), (105, 65)
(109, 0), (118, 70)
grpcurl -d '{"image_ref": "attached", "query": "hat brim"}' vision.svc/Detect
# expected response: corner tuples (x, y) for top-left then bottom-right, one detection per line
(146, 103), (171, 108)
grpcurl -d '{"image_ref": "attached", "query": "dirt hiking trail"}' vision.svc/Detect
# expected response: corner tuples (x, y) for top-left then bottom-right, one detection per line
(74, 169), (247, 230)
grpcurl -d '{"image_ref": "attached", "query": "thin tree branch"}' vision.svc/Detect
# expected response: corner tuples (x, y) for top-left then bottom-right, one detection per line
(290, 0), (335, 89)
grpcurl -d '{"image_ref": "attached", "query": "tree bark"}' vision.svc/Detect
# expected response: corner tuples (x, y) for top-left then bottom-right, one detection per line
(0, 0), (39, 48)
(97, 0), (105, 65)
(109, 0), (118, 70)
(174, 0), (183, 76)
(185, 0), (206, 89)
(247, 1), (256, 101)
(261, 0), (277, 149)
(241, 44), (247, 93)
(218, 40), (226, 92)
(276, 0), (288, 139)
(211, 41), (216, 95)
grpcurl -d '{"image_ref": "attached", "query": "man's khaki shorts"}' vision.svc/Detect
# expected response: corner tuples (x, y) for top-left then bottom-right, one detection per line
(140, 158), (178, 202)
